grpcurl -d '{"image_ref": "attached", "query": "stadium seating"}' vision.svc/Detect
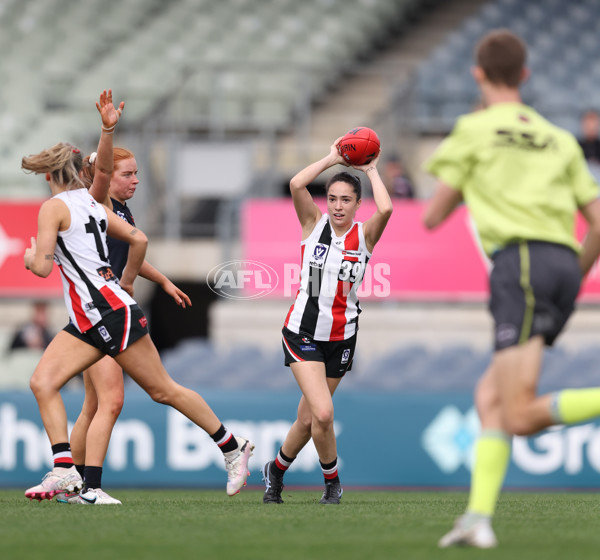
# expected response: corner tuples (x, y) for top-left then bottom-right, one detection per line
(0, 0), (425, 196)
(146, 338), (600, 393)
(412, 0), (599, 135)
(0, 348), (44, 390)
(1, 331), (598, 393)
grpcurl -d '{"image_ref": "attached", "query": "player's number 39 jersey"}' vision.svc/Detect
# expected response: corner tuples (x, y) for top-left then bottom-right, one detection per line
(53, 189), (136, 333)
(284, 214), (371, 341)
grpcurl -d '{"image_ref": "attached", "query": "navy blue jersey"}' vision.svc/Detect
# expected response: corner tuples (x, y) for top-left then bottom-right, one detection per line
(107, 198), (135, 278)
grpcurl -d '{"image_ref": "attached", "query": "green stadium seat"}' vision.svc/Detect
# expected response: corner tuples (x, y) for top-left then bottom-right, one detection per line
(0, 0), (424, 190)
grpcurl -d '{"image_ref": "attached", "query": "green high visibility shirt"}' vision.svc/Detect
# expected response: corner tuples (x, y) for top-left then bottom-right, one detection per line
(424, 102), (599, 256)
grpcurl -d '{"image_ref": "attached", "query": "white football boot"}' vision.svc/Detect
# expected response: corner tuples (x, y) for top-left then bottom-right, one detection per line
(439, 515), (498, 548)
(77, 488), (121, 505)
(25, 466), (83, 501)
(224, 437), (255, 496)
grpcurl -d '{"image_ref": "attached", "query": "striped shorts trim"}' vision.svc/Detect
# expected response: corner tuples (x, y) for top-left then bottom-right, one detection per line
(64, 304), (148, 357)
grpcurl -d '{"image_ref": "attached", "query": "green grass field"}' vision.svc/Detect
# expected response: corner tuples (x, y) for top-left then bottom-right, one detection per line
(2, 489), (600, 559)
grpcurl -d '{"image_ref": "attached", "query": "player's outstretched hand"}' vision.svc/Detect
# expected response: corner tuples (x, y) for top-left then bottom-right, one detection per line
(96, 89), (124, 131)
(163, 281), (192, 308)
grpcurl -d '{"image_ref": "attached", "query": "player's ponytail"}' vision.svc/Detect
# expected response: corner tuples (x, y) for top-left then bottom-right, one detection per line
(22, 143), (85, 189)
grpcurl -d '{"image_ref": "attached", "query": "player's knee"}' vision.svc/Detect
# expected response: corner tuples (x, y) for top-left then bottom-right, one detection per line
(29, 374), (42, 396)
(503, 415), (535, 436)
(312, 407), (334, 428)
(106, 398), (124, 419)
(151, 391), (172, 405)
(297, 412), (312, 432)
(146, 386), (173, 405)
(475, 372), (500, 412)
(475, 384), (493, 410)
(80, 398), (99, 418)
(29, 370), (57, 397)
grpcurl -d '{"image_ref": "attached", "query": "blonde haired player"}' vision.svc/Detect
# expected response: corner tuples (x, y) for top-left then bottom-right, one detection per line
(22, 91), (253, 502)
(54, 141), (191, 505)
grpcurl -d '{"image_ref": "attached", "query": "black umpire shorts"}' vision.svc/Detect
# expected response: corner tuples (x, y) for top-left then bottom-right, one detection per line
(282, 326), (356, 378)
(490, 241), (582, 351)
(64, 304), (149, 357)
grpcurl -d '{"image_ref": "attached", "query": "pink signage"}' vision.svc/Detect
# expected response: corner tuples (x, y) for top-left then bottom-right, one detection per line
(242, 199), (600, 302)
(0, 201), (62, 298)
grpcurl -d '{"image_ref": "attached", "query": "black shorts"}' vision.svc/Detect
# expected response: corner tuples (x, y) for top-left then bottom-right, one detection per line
(282, 326), (356, 378)
(490, 241), (582, 351)
(64, 304), (149, 357)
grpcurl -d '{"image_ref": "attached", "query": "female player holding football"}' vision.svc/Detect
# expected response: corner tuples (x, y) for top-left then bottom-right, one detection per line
(262, 136), (393, 504)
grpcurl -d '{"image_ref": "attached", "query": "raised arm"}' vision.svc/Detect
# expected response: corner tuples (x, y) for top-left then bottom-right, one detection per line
(24, 199), (69, 277)
(104, 208), (147, 297)
(88, 89), (124, 208)
(290, 138), (346, 239)
(354, 154), (393, 252)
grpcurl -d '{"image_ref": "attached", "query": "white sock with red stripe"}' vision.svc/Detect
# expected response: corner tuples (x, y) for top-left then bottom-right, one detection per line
(210, 424), (238, 454)
(51, 442), (74, 469)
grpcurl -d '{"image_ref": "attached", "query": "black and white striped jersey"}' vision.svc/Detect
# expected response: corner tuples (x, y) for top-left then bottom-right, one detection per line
(284, 214), (371, 341)
(53, 189), (136, 333)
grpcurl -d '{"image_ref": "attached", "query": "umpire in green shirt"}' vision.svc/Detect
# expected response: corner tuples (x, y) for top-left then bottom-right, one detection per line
(424, 29), (600, 549)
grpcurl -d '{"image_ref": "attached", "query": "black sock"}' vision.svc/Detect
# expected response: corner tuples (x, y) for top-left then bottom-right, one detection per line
(75, 464), (85, 478)
(210, 424), (238, 454)
(83, 466), (103, 490)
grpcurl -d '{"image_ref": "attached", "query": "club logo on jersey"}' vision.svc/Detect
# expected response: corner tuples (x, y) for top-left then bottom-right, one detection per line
(341, 349), (350, 364)
(97, 266), (117, 282)
(98, 326), (112, 342)
(84, 302), (96, 311)
(300, 334), (316, 352)
(139, 316), (148, 328)
(309, 243), (329, 269)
